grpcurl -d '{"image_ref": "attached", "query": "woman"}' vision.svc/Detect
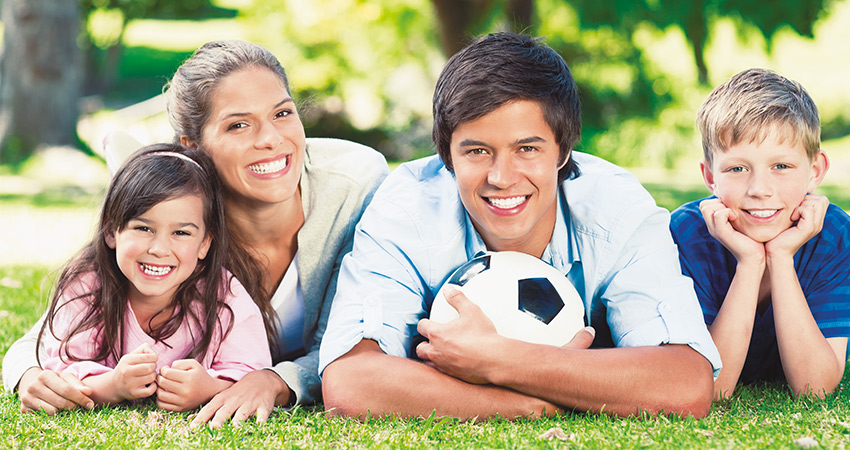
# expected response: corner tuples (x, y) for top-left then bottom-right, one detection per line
(3, 41), (389, 426)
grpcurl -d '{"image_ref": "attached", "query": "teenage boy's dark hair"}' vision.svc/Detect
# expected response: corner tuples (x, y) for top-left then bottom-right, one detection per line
(432, 32), (581, 182)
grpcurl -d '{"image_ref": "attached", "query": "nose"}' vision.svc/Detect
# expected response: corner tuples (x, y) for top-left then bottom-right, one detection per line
(255, 120), (284, 150)
(486, 154), (519, 189)
(148, 233), (172, 257)
(746, 170), (773, 199)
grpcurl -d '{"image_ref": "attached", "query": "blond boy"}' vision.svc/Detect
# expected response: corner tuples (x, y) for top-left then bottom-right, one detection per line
(671, 68), (849, 399)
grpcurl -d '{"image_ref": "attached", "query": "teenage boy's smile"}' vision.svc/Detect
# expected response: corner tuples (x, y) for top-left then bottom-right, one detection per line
(450, 100), (566, 256)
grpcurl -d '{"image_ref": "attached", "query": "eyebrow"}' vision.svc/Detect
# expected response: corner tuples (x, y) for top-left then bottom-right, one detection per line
(458, 136), (547, 147)
(218, 97), (294, 121)
(133, 217), (201, 230)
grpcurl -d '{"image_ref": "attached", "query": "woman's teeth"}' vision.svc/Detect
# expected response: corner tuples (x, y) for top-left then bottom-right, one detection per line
(248, 156), (288, 175)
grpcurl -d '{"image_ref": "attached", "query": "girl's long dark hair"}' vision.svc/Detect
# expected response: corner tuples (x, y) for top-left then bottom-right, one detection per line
(37, 144), (234, 366)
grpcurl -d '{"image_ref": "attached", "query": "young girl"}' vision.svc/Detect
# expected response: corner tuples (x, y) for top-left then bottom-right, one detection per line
(36, 143), (271, 412)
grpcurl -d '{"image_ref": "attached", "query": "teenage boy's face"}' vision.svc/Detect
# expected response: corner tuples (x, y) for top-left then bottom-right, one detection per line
(450, 100), (566, 256)
(701, 134), (828, 243)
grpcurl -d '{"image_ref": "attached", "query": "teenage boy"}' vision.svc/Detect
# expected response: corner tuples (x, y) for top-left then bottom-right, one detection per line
(670, 68), (849, 400)
(319, 32), (721, 419)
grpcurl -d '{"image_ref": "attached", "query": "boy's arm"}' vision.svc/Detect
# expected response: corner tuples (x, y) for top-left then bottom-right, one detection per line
(766, 195), (845, 397)
(705, 261), (763, 399)
(698, 198), (766, 399)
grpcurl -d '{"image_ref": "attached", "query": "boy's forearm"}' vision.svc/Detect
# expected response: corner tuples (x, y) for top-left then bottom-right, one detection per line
(769, 256), (845, 397)
(707, 260), (763, 399)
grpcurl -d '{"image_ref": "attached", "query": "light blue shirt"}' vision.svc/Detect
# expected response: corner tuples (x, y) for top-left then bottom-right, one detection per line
(318, 152), (721, 376)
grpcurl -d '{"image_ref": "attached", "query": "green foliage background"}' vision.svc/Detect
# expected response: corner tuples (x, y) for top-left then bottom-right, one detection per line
(88, 0), (850, 168)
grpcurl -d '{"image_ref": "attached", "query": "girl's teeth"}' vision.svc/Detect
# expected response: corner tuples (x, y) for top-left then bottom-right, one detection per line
(141, 263), (173, 276)
(488, 196), (527, 209)
(248, 156), (288, 174)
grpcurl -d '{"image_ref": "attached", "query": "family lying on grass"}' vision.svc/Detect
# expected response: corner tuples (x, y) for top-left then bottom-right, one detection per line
(3, 32), (848, 426)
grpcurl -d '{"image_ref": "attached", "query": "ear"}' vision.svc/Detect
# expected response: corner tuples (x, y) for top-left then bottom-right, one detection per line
(181, 136), (198, 149)
(197, 234), (212, 261)
(105, 230), (117, 249)
(556, 150), (571, 172)
(806, 150), (830, 193)
(700, 159), (716, 194)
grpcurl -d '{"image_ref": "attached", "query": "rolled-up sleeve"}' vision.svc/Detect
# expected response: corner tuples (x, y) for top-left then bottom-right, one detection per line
(595, 197), (722, 378)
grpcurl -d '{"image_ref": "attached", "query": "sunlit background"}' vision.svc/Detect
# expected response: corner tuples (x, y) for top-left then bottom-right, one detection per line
(1, 0), (849, 267)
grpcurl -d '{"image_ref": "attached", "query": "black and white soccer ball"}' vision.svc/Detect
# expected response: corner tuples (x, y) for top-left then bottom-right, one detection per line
(429, 251), (585, 347)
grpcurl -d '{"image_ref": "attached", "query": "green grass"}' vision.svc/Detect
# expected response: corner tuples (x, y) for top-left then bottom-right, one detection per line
(3, 265), (850, 449)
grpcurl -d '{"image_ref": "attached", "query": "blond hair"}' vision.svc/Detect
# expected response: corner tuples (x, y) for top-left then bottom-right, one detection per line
(697, 68), (820, 165)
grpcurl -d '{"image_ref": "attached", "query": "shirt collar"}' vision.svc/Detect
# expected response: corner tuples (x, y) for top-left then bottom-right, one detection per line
(463, 189), (579, 270)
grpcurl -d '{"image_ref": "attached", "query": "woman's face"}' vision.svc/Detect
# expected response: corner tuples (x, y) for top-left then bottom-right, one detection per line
(194, 66), (306, 206)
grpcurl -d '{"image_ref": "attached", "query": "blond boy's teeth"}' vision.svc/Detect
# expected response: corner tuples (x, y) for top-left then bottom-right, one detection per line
(488, 196), (528, 209)
(747, 209), (778, 218)
(141, 263), (173, 276)
(248, 156), (288, 175)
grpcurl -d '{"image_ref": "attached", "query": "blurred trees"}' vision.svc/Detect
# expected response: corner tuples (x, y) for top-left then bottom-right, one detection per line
(81, 0), (234, 93)
(571, 0), (831, 85)
(0, 0), (82, 164)
(0, 0), (841, 165)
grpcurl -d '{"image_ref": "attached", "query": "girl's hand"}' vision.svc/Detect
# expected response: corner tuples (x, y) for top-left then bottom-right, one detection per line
(109, 343), (158, 402)
(156, 359), (233, 412)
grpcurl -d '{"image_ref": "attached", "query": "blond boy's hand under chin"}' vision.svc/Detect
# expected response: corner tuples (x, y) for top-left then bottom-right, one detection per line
(155, 359), (234, 412)
(764, 194), (829, 261)
(699, 198), (765, 265)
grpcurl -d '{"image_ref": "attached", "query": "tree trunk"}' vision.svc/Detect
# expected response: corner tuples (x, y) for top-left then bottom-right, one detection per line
(0, 0), (82, 163)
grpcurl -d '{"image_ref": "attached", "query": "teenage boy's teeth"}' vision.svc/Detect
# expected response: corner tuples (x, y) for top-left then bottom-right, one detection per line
(248, 156), (288, 175)
(488, 196), (527, 209)
(748, 209), (778, 218)
(141, 263), (173, 276)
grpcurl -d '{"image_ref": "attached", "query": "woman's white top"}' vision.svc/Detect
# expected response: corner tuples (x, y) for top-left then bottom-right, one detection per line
(270, 252), (305, 357)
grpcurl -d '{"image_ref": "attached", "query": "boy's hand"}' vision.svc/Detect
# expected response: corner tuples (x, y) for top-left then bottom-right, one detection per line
(110, 343), (158, 401)
(156, 359), (233, 412)
(765, 194), (828, 259)
(699, 198), (765, 264)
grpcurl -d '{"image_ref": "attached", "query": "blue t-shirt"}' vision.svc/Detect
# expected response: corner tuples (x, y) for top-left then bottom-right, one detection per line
(671, 197), (850, 383)
(319, 152), (721, 376)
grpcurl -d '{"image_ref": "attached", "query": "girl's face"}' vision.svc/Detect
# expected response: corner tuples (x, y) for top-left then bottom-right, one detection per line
(106, 194), (212, 308)
(193, 66), (307, 206)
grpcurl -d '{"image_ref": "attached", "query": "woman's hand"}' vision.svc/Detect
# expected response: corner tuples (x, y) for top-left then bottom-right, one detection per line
(191, 369), (292, 428)
(18, 367), (94, 414)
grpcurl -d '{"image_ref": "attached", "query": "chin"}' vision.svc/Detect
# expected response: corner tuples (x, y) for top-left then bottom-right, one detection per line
(744, 229), (784, 244)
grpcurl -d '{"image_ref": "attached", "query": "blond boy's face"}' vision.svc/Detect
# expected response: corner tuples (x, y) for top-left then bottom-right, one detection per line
(700, 135), (828, 243)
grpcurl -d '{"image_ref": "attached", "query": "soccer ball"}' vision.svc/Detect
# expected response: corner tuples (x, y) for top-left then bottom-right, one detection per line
(429, 251), (585, 347)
